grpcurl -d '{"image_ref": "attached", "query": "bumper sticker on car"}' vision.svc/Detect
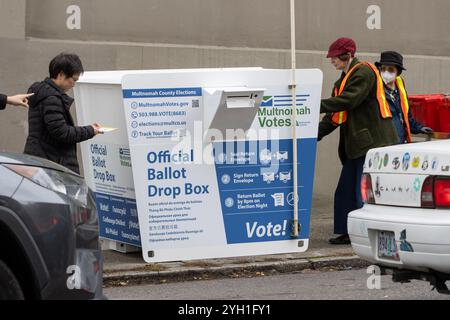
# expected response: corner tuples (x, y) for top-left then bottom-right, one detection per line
(373, 152), (380, 169)
(400, 229), (414, 252)
(402, 153), (410, 171)
(383, 153), (389, 167)
(392, 157), (400, 170)
(412, 156), (420, 168)
(422, 156), (429, 171)
(365, 148), (450, 176)
(432, 157), (439, 171)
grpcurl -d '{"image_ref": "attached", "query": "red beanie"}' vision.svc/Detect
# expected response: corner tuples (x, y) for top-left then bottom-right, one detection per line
(327, 37), (357, 58)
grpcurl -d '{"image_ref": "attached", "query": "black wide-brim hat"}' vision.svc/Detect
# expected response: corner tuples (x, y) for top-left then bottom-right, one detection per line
(375, 51), (406, 71)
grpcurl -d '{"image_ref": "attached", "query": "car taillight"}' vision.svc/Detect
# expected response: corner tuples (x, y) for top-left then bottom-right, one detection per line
(420, 176), (450, 209)
(435, 178), (450, 208)
(361, 173), (375, 204)
(421, 176), (435, 208)
(71, 207), (91, 226)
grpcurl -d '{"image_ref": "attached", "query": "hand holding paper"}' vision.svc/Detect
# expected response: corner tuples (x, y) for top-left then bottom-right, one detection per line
(92, 123), (103, 135)
(98, 126), (118, 133)
(92, 123), (118, 134)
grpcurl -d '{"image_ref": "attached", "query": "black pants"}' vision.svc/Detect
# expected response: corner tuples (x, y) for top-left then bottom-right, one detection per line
(333, 156), (366, 235)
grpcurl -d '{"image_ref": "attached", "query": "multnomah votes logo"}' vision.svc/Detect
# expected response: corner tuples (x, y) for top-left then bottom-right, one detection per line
(260, 96), (274, 107)
(260, 95), (305, 107)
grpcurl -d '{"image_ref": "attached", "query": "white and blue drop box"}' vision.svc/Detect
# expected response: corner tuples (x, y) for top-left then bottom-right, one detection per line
(74, 68), (322, 262)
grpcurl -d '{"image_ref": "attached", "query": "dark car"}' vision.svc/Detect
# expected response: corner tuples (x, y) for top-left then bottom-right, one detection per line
(0, 152), (104, 299)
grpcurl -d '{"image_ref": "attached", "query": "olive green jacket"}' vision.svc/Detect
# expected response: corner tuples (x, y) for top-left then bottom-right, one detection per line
(318, 58), (399, 164)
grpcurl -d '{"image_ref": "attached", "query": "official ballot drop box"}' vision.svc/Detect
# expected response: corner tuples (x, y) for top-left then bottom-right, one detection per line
(74, 68), (323, 263)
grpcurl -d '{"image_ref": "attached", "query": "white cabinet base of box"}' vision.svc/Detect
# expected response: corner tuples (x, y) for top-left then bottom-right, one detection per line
(101, 239), (141, 253)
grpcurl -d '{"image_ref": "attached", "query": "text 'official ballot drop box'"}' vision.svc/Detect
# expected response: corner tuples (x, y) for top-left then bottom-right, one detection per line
(74, 68), (323, 263)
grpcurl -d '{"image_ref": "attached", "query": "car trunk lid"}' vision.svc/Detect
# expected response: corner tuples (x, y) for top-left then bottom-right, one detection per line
(364, 140), (450, 208)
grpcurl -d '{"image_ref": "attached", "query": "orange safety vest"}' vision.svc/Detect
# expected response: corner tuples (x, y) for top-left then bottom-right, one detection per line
(331, 62), (392, 125)
(395, 76), (412, 143)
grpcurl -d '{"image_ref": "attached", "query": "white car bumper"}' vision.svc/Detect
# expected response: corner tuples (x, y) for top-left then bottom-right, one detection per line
(348, 204), (450, 274)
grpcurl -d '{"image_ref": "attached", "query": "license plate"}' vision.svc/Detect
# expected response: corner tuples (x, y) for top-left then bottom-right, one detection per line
(377, 231), (399, 260)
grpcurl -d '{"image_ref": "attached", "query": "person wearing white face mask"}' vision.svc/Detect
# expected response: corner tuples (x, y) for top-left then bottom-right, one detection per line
(375, 51), (432, 144)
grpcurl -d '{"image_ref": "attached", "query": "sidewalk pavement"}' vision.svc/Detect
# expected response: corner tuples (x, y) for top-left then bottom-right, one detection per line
(102, 196), (369, 287)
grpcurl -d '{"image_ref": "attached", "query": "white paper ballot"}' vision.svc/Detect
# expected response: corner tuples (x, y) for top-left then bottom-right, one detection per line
(98, 126), (118, 133)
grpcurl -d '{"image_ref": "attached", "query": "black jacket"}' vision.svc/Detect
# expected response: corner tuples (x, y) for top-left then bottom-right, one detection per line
(318, 58), (398, 164)
(24, 78), (95, 174)
(0, 93), (7, 110)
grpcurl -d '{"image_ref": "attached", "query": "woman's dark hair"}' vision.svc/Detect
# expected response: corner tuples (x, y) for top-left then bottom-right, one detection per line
(49, 53), (84, 79)
(337, 53), (351, 62)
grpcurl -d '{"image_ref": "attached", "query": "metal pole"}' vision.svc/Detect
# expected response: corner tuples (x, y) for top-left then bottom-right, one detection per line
(290, 0), (299, 237)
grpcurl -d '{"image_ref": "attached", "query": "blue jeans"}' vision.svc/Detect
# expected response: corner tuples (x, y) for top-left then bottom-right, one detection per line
(333, 156), (366, 235)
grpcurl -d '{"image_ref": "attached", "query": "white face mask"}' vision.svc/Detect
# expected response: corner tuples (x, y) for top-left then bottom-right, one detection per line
(381, 71), (397, 84)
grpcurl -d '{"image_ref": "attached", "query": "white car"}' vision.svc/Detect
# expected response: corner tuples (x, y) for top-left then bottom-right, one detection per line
(348, 138), (450, 294)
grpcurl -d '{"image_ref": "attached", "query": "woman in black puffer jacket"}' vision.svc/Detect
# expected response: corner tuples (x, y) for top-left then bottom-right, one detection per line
(24, 53), (102, 174)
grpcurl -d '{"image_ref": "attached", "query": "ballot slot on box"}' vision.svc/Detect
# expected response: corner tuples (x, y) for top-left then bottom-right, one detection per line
(203, 87), (265, 139)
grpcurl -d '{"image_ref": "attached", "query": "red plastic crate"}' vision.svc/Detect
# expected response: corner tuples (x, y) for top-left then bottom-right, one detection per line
(438, 95), (450, 133)
(409, 94), (447, 132)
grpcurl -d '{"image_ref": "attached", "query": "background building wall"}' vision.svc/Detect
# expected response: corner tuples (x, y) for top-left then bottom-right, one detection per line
(1, 0), (449, 201)
(26, 0), (450, 56)
(0, 0), (26, 39)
